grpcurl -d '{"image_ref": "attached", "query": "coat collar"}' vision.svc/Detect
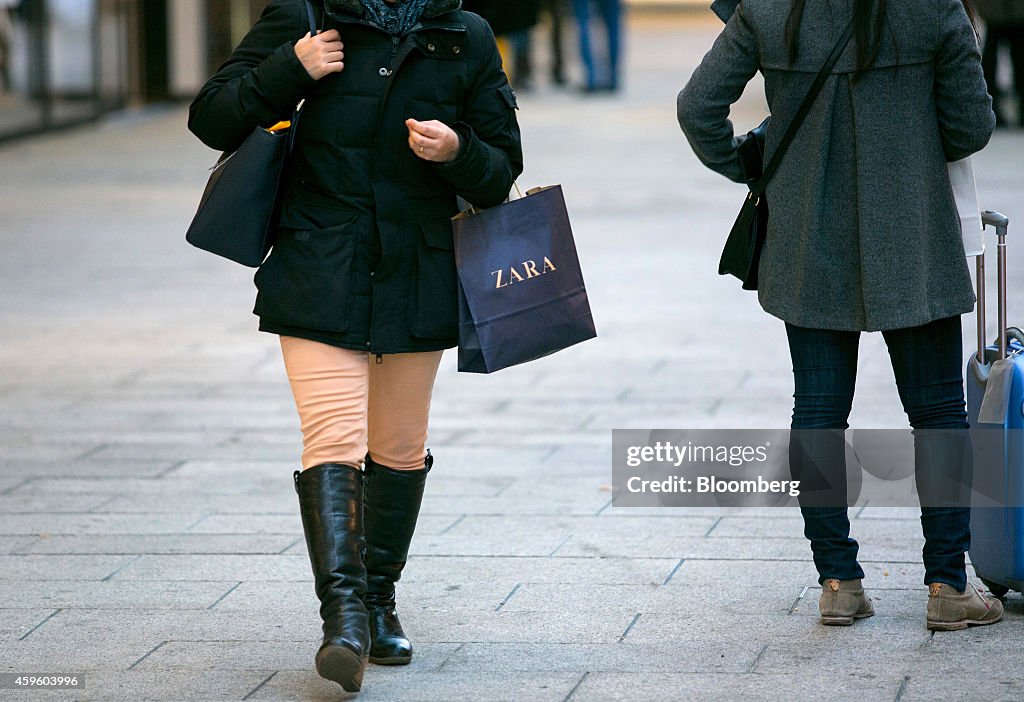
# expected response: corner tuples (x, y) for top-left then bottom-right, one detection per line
(710, 0), (738, 23)
(324, 0), (462, 22)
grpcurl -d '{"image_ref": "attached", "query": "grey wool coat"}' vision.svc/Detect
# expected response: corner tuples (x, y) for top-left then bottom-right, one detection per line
(678, 0), (995, 332)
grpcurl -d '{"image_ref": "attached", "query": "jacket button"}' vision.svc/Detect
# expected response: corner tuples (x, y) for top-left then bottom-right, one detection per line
(427, 43), (436, 52)
(453, 46), (461, 54)
(378, 67), (388, 76)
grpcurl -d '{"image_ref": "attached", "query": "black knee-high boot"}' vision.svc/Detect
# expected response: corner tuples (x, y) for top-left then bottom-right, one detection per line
(294, 464), (370, 692)
(363, 451), (432, 665)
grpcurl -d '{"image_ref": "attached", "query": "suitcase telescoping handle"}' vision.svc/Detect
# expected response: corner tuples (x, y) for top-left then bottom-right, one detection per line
(976, 211), (1010, 363)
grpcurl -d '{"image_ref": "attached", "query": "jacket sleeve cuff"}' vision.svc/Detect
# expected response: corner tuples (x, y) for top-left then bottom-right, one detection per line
(432, 122), (486, 185)
(256, 42), (318, 115)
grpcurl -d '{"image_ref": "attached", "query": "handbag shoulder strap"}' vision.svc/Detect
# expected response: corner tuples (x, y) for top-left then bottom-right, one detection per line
(752, 18), (855, 198)
(285, 0), (319, 149)
(304, 0), (318, 35)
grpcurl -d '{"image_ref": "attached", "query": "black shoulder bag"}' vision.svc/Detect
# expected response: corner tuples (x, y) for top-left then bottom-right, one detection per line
(719, 18), (855, 290)
(185, 0), (318, 267)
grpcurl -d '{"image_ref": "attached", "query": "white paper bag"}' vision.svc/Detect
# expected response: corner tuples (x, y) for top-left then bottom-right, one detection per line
(948, 157), (984, 257)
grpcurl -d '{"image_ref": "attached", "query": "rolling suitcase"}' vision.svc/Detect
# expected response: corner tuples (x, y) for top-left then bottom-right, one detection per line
(966, 211), (1024, 597)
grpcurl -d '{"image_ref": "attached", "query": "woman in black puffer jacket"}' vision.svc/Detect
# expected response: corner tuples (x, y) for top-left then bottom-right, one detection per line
(189, 0), (522, 693)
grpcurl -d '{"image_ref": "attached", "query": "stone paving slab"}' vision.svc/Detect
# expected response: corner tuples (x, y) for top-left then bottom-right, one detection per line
(0, 512), (205, 536)
(18, 534), (301, 555)
(0, 460), (184, 480)
(98, 494), (299, 514)
(569, 672), (906, 702)
(1, 639), (185, 677)
(430, 490), (618, 518)
(499, 582), (802, 617)
(443, 641), (764, 674)
(22, 608), (323, 645)
(112, 555), (313, 582)
(0, 535), (37, 554)
(213, 580), (517, 614)
(190, 513), (450, 539)
(0, 493), (112, 513)
(1, 608), (60, 642)
(134, 640), (460, 673)
(9, 476), (293, 497)
(2, 580), (237, 610)
(399, 608), (639, 645)
(398, 556), (682, 586)
(71, 670), (277, 702)
(0, 555), (137, 581)
(252, 670), (583, 702)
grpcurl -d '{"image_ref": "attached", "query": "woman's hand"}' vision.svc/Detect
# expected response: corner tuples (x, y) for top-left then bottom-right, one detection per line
(294, 30), (345, 80)
(406, 119), (461, 163)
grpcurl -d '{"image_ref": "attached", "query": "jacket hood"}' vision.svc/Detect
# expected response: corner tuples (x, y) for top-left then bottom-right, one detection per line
(324, 0), (462, 21)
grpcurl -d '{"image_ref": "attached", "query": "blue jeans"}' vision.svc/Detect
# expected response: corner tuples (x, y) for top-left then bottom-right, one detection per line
(571, 0), (622, 89)
(786, 317), (971, 591)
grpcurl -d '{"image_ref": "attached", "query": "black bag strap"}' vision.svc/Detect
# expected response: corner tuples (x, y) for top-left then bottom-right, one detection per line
(752, 17), (855, 199)
(304, 0), (318, 35)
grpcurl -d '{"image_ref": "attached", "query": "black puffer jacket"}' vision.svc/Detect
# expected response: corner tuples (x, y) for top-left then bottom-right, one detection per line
(188, 0), (523, 354)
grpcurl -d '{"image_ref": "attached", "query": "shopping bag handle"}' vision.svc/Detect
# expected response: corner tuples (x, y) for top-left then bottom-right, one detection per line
(461, 181), (525, 217)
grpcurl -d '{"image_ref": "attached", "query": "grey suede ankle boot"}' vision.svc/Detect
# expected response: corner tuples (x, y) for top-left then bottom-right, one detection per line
(819, 578), (875, 626)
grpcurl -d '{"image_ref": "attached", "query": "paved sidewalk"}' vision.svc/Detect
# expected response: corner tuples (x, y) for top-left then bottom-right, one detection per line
(2, 12), (1023, 702)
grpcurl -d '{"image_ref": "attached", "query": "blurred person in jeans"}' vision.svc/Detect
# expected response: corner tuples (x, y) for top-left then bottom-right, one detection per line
(679, 0), (1003, 631)
(572, 0), (622, 92)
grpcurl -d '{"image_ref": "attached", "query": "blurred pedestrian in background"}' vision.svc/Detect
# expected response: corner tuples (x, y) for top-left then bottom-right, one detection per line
(572, 0), (622, 93)
(0, 0), (20, 94)
(509, 0), (571, 91)
(189, 0), (522, 693)
(462, 0), (540, 86)
(975, 0), (1024, 127)
(679, 0), (1003, 631)
(544, 0), (569, 86)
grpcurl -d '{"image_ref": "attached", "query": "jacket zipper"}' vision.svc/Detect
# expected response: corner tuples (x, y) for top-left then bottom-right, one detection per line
(324, 18), (464, 356)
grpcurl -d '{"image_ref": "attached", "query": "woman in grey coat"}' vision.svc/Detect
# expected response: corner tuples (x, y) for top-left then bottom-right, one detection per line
(678, 0), (1004, 631)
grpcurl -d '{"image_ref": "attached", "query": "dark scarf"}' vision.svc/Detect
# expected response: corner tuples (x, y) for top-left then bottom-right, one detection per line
(361, 0), (431, 35)
(324, 0), (461, 35)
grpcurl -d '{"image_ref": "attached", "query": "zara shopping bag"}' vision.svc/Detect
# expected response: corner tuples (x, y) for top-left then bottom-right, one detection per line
(453, 185), (597, 374)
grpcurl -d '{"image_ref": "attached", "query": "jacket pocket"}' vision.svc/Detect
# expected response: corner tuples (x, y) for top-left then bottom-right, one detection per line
(254, 219), (359, 333)
(409, 219), (459, 340)
(498, 83), (518, 110)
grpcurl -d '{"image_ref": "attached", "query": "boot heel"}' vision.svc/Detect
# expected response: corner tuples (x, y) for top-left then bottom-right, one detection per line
(316, 645), (368, 693)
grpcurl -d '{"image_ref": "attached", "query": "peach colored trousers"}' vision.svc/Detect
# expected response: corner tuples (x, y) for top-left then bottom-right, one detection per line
(279, 336), (444, 471)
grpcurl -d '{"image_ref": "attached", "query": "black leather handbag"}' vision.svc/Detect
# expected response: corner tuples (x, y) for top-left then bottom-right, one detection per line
(185, 0), (317, 267)
(719, 19), (855, 290)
